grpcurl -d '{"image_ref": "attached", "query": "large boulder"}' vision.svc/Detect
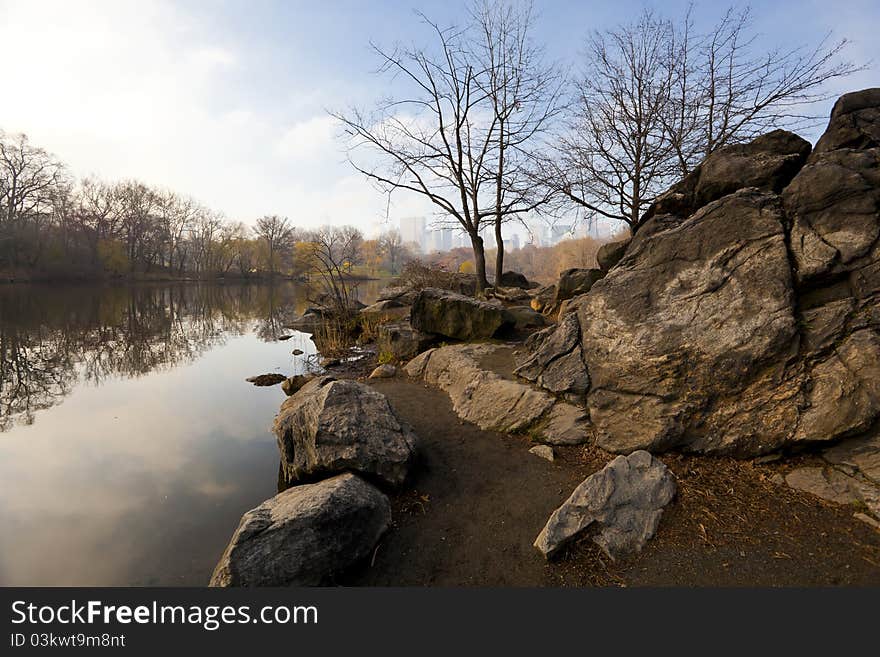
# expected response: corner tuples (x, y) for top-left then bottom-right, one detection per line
(498, 270), (532, 289)
(645, 129), (811, 221)
(534, 451), (676, 560)
(516, 90), (880, 458)
(555, 268), (605, 303)
(411, 287), (512, 341)
(377, 321), (436, 361)
(210, 473), (390, 586)
(596, 237), (632, 272)
(274, 377), (418, 487)
(813, 88), (880, 154)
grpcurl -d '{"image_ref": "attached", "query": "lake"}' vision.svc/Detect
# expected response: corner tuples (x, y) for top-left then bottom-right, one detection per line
(0, 280), (383, 586)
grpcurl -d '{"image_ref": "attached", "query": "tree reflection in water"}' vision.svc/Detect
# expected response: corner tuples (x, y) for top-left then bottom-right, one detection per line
(0, 282), (312, 432)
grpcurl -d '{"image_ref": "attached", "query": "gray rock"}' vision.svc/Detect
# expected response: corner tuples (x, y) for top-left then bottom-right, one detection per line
(292, 349), (304, 356)
(377, 321), (436, 361)
(503, 305), (549, 330)
(369, 364), (397, 379)
(360, 300), (411, 321)
(281, 374), (313, 396)
(404, 343), (591, 445)
(813, 87), (880, 154)
(411, 288), (511, 341)
(596, 237), (632, 271)
(534, 451), (676, 560)
(209, 473), (390, 586)
(246, 373), (287, 386)
(553, 268), (605, 305)
(785, 467), (859, 505)
(274, 377), (418, 487)
(498, 270), (531, 289)
(288, 312), (322, 333)
(529, 445), (555, 462)
(514, 313), (589, 399)
(376, 286), (419, 305)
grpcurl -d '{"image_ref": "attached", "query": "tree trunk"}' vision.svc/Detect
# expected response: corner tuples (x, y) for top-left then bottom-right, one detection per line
(494, 219), (504, 287)
(469, 233), (489, 292)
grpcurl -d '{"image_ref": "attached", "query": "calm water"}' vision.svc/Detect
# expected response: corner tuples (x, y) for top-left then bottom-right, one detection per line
(0, 280), (382, 586)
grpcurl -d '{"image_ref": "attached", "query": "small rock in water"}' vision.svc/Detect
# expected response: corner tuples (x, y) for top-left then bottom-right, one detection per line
(320, 357), (340, 368)
(529, 445), (555, 462)
(246, 373), (287, 386)
(292, 349), (304, 356)
(369, 364), (397, 379)
(278, 334), (293, 341)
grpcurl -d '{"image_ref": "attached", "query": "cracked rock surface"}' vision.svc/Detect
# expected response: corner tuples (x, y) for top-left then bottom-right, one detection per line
(515, 88), (880, 458)
(534, 451), (676, 559)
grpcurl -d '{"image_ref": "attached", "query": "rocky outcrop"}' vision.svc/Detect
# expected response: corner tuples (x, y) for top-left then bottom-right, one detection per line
(404, 343), (591, 445)
(534, 451), (676, 560)
(377, 321), (436, 361)
(411, 288), (512, 341)
(274, 376), (418, 487)
(376, 286), (419, 306)
(596, 237), (632, 272)
(516, 88), (880, 458)
(369, 364), (396, 379)
(210, 473), (390, 586)
(360, 299), (411, 322)
(514, 313), (589, 401)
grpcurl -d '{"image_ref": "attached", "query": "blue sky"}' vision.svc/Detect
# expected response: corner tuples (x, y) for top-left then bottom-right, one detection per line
(0, 0), (876, 236)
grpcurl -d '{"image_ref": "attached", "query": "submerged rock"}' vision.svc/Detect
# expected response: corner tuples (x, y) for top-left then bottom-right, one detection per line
(274, 376), (418, 487)
(534, 451), (676, 560)
(246, 373), (287, 386)
(209, 473), (390, 587)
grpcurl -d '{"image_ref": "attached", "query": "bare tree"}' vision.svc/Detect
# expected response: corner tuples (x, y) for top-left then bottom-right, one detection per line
(544, 5), (862, 235)
(299, 226), (364, 313)
(471, 0), (564, 284)
(0, 131), (66, 268)
(254, 215), (294, 277)
(334, 4), (560, 291)
(378, 229), (406, 274)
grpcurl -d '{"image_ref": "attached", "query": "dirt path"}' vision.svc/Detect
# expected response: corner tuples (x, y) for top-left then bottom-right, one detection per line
(345, 377), (880, 586)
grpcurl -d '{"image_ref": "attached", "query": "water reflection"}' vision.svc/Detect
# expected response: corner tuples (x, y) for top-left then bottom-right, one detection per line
(0, 280), (382, 586)
(0, 283), (317, 431)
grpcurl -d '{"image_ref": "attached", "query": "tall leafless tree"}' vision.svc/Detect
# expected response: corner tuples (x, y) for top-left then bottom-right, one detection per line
(254, 214), (294, 278)
(542, 5), (862, 235)
(333, 2), (561, 291)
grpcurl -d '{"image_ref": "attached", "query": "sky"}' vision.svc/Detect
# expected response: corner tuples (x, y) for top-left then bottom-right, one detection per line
(0, 0), (876, 237)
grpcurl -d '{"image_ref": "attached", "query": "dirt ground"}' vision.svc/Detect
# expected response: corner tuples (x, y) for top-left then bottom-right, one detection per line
(343, 377), (880, 587)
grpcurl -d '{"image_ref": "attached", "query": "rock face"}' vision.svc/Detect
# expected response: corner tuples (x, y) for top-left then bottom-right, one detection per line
(596, 237), (632, 272)
(534, 451), (676, 560)
(517, 89), (880, 457)
(411, 288), (512, 341)
(210, 473), (390, 586)
(404, 343), (591, 445)
(274, 377), (418, 487)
